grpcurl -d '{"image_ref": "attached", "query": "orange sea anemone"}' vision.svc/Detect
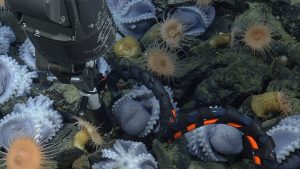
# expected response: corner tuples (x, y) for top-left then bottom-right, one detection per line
(243, 24), (275, 55)
(231, 12), (278, 57)
(159, 18), (185, 49)
(73, 116), (103, 149)
(0, 137), (57, 169)
(0, 0), (4, 7)
(144, 45), (187, 79)
(144, 47), (182, 78)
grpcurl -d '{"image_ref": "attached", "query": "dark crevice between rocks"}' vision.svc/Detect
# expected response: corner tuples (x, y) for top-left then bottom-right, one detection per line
(177, 73), (210, 108)
(259, 76), (273, 93)
(272, 2), (300, 40)
(226, 92), (252, 108)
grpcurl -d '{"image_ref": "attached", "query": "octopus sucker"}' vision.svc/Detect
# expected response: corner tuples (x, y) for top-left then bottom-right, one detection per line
(0, 55), (37, 104)
(267, 115), (300, 163)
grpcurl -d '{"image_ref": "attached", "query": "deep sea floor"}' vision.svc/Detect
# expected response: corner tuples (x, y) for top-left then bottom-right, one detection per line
(0, 0), (300, 169)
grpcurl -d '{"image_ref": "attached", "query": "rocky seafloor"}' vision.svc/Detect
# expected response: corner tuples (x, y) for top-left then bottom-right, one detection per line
(0, 0), (300, 169)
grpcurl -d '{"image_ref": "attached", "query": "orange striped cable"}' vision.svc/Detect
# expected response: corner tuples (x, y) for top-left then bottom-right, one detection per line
(204, 119), (218, 125)
(171, 109), (177, 119)
(227, 122), (242, 128)
(253, 156), (261, 165)
(246, 136), (259, 149)
(186, 123), (196, 132)
(174, 131), (182, 139)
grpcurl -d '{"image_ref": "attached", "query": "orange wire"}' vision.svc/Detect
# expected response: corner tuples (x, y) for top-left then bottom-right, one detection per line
(253, 156), (261, 165)
(174, 131), (182, 139)
(204, 119), (218, 125)
(227, 122), (242, 128)
(171, 109), (177, 119)
(186, 123), (196, 132)
(246, 136), (259, 149)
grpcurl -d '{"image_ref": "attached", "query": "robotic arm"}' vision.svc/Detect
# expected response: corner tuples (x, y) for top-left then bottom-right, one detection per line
(5, 0), (115, 93)
(5, 0), (115, 110)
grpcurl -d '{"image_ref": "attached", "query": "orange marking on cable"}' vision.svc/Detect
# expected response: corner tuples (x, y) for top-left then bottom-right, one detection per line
(186, 123), (196, 132)
(204, 119), (218, 125)
(227, 122), (242, 128)
(253, 156), (261, 165)
(246, 136), (259, 149)
(171, 109), (177, 119)
(100, 76), (107, 81)
(174, 131), (182, 139)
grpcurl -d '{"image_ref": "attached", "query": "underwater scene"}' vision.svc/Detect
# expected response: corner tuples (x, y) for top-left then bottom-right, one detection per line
(0, 0), (300, 169)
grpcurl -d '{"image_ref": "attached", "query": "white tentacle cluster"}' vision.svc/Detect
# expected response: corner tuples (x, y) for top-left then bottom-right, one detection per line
(19, 38), (36, 70)
(92, 139), (158, 169)
(0, 95), (63, 149)
(0, 23), (15, 54)
(0, 55), (37, 104)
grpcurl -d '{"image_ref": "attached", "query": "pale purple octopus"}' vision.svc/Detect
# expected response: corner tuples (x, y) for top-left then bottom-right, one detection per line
(0, 95), (63, 149)
(106, 0), (157, 39)
(185, 123), (243, 162)
(0, 55), (36, 104)
(19, 38), (36, 70)
(112, 85), (178, 137)
(267, 115), (300, 167)
(112, 85), (160, 137)
(0, 64), (8, 96)
(92, 139), (158, 169)
(0, 23), (15, 54)
(172, 5), (215, 36)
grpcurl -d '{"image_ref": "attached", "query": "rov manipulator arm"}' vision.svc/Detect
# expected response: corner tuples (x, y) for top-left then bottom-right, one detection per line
(3, 0), (113, 106)
(5, 0), (116, 109)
